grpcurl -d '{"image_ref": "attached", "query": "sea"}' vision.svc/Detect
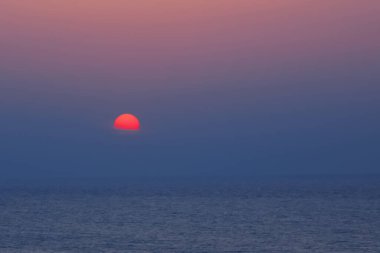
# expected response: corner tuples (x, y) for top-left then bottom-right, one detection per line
(0, 176), (379, 252)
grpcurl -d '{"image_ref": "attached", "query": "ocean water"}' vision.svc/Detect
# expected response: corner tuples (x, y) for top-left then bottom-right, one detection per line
(0, 177), (379, 253)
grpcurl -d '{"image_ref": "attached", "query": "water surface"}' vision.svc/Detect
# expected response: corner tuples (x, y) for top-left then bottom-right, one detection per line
(0, 177), (379, 252)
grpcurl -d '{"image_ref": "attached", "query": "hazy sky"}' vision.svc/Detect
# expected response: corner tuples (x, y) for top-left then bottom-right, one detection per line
(1, 0), (379, 178)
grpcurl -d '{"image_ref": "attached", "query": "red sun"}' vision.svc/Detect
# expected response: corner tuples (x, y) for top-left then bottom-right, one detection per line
(114, 114), (141, 131)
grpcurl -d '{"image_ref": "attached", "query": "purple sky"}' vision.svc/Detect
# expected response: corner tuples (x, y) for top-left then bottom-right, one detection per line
(1, 0), (379, 178)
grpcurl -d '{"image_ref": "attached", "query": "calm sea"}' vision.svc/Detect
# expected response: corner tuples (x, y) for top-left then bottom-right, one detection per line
(0, 176), (379, 252)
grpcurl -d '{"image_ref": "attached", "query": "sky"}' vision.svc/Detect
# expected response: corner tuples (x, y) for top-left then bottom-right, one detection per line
(1, 0), (379, 179)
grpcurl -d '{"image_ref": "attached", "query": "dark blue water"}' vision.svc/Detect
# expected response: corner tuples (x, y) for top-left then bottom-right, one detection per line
(0, 177), (379, 252)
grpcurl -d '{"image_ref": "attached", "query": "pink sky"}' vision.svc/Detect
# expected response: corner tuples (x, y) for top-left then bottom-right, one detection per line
(1, 0), (379, 94)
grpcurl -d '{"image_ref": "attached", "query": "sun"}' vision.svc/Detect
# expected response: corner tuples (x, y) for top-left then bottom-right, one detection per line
(114, 114), (140, 131)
